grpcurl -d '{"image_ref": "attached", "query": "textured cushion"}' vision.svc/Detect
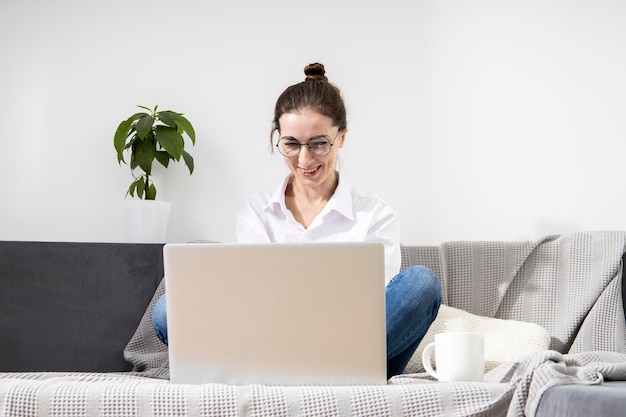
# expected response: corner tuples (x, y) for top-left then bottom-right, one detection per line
(406, 305), (551, 373)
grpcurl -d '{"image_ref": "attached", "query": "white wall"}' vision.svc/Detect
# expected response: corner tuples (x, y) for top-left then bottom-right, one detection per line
(1, 0), (625, 245)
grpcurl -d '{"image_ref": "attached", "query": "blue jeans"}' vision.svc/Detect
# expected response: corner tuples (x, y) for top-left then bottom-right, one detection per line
(385, 265), (441, 377)
(152, 265), (441, 379)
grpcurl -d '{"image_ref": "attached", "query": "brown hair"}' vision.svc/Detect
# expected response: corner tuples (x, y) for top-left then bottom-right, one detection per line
(270, 63), (347, 149)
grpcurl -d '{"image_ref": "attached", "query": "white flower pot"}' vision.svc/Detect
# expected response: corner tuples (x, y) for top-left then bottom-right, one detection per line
(123, 199), (171, 243)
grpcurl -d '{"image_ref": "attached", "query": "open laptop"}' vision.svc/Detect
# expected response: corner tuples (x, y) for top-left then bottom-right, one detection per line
(163, 242), (387, 385)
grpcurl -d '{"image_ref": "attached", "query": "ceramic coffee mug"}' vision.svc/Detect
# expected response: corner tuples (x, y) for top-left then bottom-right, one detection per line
(421, 332), (485, 382)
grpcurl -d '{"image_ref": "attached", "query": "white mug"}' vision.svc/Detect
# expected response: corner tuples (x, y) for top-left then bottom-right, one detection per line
(421, 332), (485, 382)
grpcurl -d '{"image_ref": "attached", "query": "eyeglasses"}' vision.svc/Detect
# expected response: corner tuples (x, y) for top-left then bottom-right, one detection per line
(276, 130), (341, 158)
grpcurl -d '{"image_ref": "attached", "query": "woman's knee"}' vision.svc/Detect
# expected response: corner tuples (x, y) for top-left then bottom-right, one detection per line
(399, 265), (442, 301)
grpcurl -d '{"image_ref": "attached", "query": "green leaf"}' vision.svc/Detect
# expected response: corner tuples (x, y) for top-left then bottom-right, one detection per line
(130, 151), (138, 170)
(157, 111), (177, 129)
(124, 135), (137, 151)
(127, 181), (136, 198)
(173, 113), (196, 144)
(146, 183), (157, 200)
(137, 105), (152, 113)
(135, 138), (155, 174)
(114, 119), (132, 163)
(128, 112), (149, 122)
(154, 126), (183, 160)
(128, 177), (143, 198)
(182, 149), (194, 174)
(115, 111), (152, 162)
(155, 151), (171, 168)
(135, 115), (154, 140)
(136, 177), (145, 199)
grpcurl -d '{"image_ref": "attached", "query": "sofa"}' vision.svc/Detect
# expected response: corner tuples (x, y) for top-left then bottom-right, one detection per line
(1, 231), (626, 417)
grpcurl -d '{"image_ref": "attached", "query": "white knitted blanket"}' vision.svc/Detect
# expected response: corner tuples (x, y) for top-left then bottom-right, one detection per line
(1, 351), (625, 417)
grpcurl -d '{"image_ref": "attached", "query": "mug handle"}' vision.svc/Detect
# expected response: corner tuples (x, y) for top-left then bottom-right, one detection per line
(421, 342), (438, 379)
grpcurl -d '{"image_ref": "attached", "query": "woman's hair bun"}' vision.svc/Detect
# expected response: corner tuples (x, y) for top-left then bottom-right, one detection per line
(304, 62), (328, 82)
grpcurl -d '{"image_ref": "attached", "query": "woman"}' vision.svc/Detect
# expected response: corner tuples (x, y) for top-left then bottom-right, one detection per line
(153, 63), (441, 378)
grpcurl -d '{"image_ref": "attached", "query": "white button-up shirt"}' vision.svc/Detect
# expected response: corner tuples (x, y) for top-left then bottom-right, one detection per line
(234, 174), (401, 285)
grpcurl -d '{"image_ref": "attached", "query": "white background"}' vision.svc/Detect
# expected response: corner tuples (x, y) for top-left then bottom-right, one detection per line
(1, 0), (624, 245)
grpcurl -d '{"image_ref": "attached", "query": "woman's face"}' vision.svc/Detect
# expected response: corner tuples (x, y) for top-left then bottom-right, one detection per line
(277, 109), (345, 192)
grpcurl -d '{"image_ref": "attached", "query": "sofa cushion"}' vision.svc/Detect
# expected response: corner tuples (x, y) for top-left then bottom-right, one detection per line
(0, 241), (164, 372)
(406, 304), (551, 373)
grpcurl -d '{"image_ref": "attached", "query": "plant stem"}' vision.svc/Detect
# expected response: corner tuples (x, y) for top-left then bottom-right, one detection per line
(145, 174), (150, 199)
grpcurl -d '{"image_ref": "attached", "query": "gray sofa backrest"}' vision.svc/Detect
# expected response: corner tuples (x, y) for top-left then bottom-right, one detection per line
(0, 241), (164, 372)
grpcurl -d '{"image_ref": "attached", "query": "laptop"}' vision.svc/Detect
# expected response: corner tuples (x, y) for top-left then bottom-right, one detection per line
(163, 242), (387, 385)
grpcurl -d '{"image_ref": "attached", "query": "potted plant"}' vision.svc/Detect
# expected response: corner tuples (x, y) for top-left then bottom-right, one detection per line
(114, 105), (197, 242)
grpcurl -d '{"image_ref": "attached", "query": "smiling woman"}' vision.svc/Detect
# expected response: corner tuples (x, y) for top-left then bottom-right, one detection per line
(237, 63), (442, 378)
(268, 63), (348, 227)
(151, 62), (443, 379)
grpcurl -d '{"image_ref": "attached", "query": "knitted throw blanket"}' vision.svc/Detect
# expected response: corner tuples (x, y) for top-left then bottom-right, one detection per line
(400, 230), (626, 354)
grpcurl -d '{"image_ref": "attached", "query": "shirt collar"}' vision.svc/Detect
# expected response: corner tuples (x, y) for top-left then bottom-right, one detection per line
(327, 175), (354, 221)
(265, 174), (291, 216)
(264, 173), (355, 221)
